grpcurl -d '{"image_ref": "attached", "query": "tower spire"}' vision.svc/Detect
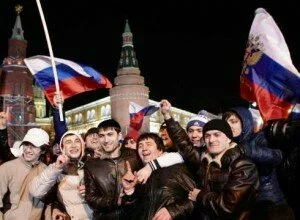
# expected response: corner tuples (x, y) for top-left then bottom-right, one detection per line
(11, 4), (25, 41)
(118, 20), (139, 69)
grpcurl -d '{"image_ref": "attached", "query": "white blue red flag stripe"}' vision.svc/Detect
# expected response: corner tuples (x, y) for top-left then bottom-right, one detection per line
(240, 8), (300, 122)
(127, 102), (159, 140)
(24, 55), (112, 105)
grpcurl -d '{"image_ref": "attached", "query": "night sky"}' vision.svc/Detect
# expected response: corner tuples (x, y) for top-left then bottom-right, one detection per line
(1, 0), (300, 115)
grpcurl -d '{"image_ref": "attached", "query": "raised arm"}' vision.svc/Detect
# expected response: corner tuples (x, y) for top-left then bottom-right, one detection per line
(136, 152), (184, 184)
(29, 154), (69, 198)
(52, 92), (68, 144)
(160, 100), (201, 166)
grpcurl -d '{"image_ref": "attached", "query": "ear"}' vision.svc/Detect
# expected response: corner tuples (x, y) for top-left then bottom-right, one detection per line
(227, 138), (232, 145)
(118, 132), (123, 142)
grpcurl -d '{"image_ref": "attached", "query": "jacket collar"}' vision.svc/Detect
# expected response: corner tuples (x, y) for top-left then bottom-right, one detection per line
(201, 142), (236, 168)
(20, 156), (41, 168)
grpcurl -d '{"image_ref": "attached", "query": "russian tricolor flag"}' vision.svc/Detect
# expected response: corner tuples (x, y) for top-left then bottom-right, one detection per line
(24, 55), (112, 105)
(127, 102), (159, 140)
(240, 8), (300, 123)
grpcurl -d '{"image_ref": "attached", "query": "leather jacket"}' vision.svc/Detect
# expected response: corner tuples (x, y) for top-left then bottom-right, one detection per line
(84, 147), (142, 219)
(165, 117), (259, 220)
(126, 163), (196, 220)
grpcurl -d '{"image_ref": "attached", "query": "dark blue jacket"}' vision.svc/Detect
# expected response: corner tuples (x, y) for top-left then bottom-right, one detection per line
(52, 108), (68, 144)
(225, 107), (285, 204)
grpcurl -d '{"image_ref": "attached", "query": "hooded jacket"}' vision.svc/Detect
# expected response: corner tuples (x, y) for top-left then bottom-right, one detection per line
(224, 107), (285, 204)
(29, 131), (93, 220)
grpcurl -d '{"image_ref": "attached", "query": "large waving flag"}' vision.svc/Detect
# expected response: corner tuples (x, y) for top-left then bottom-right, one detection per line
(127, 102), (159, 140)
(24, 55), (112, 105)
(240, 8), (300, 123)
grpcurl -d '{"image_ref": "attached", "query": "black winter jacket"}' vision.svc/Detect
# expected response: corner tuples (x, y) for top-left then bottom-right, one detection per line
(84, 147), (143, 220)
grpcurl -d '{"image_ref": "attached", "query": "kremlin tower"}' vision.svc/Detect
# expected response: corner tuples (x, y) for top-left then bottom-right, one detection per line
(0, 5), (38, 146)
(110, 20), (150, 135)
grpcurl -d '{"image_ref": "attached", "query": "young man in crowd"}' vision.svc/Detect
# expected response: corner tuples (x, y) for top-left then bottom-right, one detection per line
(122, 132), (196, 219)
(153, 99), (259, 219)
(84, 119), (143, 219)
(29, 130), (93, 220)
(0, 128), (50, 219)
(223, 107), (295, 220)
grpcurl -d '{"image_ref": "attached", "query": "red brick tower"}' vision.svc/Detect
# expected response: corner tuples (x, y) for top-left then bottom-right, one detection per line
(0, 5), (37, 146)
(110, 20), (150, 135)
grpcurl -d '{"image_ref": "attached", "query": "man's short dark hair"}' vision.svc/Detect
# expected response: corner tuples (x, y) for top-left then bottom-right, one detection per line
(137, 132), (165, 152)
(98, 119), (121, 133)
(84, 127), (99, 140)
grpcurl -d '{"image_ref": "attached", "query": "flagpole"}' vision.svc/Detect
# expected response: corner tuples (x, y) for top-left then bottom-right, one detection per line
(35, 0), (64, 121)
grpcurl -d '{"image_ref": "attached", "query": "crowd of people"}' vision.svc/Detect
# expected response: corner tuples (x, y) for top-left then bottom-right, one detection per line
(0, 97), (299, 220)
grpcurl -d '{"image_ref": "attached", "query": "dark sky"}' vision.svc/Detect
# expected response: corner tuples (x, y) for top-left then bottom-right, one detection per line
(1, 1), (300, 115)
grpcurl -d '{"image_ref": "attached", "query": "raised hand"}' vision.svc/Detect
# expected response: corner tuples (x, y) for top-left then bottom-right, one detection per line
(53, 91), (64, 109)
(159, 100), (172, 120)
(136, 163), (152, 184)
(55, 154), (69, 169)
(122, 161), (138, 193)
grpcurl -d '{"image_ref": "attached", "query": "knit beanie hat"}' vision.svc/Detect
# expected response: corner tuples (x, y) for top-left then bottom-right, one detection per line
(202, 119), (233, 140)
(186, 114), (210, 131)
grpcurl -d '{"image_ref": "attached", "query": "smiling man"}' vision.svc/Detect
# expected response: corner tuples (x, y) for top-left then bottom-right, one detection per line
(122, 132), (196, 220)
(29, 131), (93, 220)
(0, 128), (50, 220)
(84, 119), (143, 219)
(157, 100), (260, 219)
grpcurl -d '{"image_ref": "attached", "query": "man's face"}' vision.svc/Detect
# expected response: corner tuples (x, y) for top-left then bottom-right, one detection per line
(158, 128), (173, 149)
(187, 125), (203, 147)
(204, 130), (231, 156)
(138, 137), (163, 163)
(226, 114), (242, 137)
(85, 133), (101, 150)
(62, 134), (82, 159)
(124, 138), (137, 150)
(98, 128), (122, 154)
(22, 142), (43, 163)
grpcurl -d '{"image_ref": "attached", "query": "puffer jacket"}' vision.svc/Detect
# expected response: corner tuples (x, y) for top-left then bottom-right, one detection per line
(125, 163), (196, 220)
(165, 117), (259, 220)
(84, 147), (143, 219)
(226, 107), (285, 204)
